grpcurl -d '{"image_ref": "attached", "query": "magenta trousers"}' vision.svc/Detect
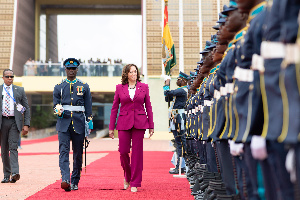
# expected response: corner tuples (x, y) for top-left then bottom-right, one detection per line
(118, 128), (145, 187)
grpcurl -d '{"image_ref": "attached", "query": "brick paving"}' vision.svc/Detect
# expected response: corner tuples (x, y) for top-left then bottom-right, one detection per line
(0, 137), (173, 199)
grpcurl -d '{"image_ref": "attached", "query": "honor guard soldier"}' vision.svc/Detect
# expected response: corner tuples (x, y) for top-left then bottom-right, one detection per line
(234, 1), (295, 199)
(53, 58), (93, 191)
(259, 0), (299, 198)
(186, 73), (196, 141)
(231, 2), (271, 199)
(164, 72), (188, 174)
(277, 0), (300, 194)
(221, 2), (258, 198)
(185, 72), (197, 155)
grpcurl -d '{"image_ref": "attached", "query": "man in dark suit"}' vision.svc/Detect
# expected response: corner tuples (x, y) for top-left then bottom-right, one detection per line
(53, 58), (93, 191)
(0, 69), (30, 183)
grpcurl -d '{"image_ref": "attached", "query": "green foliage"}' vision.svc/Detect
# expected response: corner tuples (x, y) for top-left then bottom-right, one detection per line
(30, 105), (56, 129)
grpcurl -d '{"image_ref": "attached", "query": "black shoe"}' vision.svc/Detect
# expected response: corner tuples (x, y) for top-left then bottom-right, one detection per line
(1, 177), (10, 183)
(9, 174), (20, 183)
(61, 180), (71, 191)
(71, 184), (78, 190)
(169, 168), (179, 174)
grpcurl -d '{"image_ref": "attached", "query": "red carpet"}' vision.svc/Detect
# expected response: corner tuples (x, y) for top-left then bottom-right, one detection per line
(21, 135), (58, 145)
(26, 151), (193, 200)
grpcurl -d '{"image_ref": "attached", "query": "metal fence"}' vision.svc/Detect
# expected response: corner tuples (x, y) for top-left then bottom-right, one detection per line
(23, 63), (124, 77)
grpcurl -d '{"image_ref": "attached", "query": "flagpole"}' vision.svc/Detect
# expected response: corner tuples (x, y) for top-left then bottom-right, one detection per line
(179, 0), (184, 73)
(163, 0), (169, 109)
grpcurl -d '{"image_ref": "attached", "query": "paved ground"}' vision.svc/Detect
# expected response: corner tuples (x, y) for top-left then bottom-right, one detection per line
(0, 137), (174, 200)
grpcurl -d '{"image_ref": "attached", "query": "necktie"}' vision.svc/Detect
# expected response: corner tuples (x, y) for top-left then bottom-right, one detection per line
(4, 87), (10, 117)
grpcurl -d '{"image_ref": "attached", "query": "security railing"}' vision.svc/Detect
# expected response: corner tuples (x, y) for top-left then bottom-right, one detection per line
(23, 63), (124, 77)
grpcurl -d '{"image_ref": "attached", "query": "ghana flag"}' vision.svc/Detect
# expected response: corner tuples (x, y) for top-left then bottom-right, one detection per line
(162, 0), (176, 75)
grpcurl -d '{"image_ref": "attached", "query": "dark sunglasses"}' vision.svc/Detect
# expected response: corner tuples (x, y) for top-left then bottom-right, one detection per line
(66, 67), (77, 70)
(4, 76), (14, 79)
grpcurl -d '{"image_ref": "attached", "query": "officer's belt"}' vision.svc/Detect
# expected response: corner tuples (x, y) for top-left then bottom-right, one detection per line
(171, 108), (185, 117)
(62, 105), (85, 112)
(234, 67), (253, 82)
(225, 83), (234, 94)
(261, 41), (285, 59)
(251, 54), (265, 72)
(285, 44), (300, 64)
(204, 100), (212, 107)
(175, 109), (185, 115)
(214, 90), (221, 100)
(220, 87), (227, 96)
(198, 105), (201, 110)
(200, 105), (204, 113)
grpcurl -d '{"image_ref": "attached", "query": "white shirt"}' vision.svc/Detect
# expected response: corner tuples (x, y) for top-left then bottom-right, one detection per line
(2, 84), (15, 116)
(129, 88), (136, 100)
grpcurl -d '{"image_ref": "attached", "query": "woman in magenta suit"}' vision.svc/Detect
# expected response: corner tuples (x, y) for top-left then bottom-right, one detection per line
(109, 64), (154, 193)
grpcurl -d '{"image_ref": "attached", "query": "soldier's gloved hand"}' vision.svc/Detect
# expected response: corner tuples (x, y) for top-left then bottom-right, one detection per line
(250, 136), (267, 160)
(286, 148), (296, 183)
(54, 104), (64, 116)
(229, 140), (244, 156)
(164, 75), (171, 86)
(164, 75), (171, 81)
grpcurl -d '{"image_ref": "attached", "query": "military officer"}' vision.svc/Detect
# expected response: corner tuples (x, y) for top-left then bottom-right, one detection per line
(221, 2), (259, 199)
(234, 1), (296, 199)
(53, 58), (93, 191)
(185, 72), (198, 156)
(278, 0), (300, 194)
(164, 72), (188, 174)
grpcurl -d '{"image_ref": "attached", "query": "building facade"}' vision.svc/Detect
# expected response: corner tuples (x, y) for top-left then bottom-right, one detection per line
(146, 0), (229, 76)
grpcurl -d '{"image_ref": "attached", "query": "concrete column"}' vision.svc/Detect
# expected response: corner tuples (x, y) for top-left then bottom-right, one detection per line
(46, 15), (58, 63)
(35, 1), (40, 60)
(12, 0), (35, 76)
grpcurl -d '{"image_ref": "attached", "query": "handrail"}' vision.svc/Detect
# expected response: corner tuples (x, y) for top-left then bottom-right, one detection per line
(23, 63), (124, 77)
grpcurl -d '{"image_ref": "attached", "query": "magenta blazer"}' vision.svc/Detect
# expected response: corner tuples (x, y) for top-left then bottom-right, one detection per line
(109, 81), (154, 130)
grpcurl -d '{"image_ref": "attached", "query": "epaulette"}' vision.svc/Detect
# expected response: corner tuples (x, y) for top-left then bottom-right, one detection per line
(57, 79), (65, 85)
(77, 79), (86, 84)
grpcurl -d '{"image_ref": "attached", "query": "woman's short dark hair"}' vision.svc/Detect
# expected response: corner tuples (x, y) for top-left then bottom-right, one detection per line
(121, 64), (141, 85)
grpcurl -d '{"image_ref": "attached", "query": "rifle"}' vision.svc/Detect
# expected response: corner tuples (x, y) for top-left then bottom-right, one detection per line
(84, 138), (90, 173)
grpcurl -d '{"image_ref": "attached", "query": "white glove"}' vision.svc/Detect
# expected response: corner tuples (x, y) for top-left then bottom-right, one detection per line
(285, 148), (296, 183)
(54, 104), (64, 116)
(229, 140), (244, 156)
(164, 75), (171, 81)
(250, 136), (268, 160)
